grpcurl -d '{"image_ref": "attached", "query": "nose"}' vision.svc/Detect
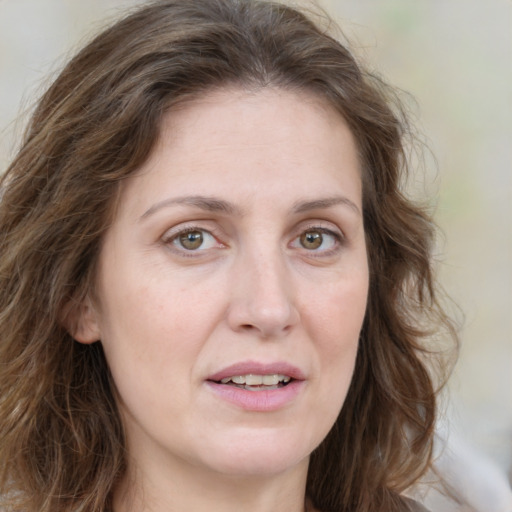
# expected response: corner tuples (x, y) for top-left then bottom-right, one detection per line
(226, 248), (299, 339)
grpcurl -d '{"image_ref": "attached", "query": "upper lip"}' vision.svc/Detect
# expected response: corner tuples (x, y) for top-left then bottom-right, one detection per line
(207, 360), (306, 382)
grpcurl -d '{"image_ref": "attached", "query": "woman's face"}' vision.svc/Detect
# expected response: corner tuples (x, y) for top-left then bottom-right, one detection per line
(78, 88), (369, 480)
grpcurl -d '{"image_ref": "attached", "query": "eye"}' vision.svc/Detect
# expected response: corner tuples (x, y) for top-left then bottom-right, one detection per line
(291, 228), (340, 253)
(170, 228), (220, 251)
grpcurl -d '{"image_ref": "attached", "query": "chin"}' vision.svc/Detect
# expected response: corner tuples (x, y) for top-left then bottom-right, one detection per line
(196, 430), (314, 477)
(212, 454), (309, 478)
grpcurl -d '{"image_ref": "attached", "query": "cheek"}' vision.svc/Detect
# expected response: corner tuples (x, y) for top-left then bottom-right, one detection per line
(306, 271), (368, 344)
(96, 283), (207, 424)
(97, 269), (225, 379)
(305, 271), (368, 393)
(294, 275), (367, 449)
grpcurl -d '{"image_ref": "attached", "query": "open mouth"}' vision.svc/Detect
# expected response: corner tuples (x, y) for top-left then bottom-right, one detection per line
(211, 374), (293, 391)
(206, 368), (304, 410)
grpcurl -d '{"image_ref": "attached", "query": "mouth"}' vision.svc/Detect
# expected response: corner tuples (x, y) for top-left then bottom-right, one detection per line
(205, 362), (305, 411)
(211, 373), (293, 391)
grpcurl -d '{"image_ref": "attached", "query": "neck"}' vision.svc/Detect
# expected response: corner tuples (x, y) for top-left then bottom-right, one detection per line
(113, 455), (310, 512)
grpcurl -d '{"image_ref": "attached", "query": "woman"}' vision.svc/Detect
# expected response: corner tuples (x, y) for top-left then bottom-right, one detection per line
(0, 1), (455, 511)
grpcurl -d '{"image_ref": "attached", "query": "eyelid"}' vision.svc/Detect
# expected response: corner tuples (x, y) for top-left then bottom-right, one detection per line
(289, 222), (345, 254)
(161, 223), (226, 254)
(297, 220), (345, 241)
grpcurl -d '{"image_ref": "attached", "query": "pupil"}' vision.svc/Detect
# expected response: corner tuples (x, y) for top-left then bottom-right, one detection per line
(180, 231), (203, 250)
(301, 231), (322, 249)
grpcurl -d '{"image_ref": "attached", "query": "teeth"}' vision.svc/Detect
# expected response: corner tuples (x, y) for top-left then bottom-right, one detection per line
(219, 374), (291, 385)
(246, 374), (263, 385)
(262, 374), (278, 385)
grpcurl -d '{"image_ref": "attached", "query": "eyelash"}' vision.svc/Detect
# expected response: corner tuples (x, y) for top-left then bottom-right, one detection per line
(162, 225), (224, 256)
(162, 223), (344, 257)
(290, 225), (344, 256)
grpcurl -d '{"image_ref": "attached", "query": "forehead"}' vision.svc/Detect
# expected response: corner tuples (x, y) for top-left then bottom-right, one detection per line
(157, 86), (353, 152)
(116, 86), (362, 217)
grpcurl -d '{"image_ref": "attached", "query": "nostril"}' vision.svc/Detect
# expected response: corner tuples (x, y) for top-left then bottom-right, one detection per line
(227, 299), (299, 338)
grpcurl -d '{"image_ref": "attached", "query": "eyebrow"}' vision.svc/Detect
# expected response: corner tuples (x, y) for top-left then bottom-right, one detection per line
(139, 195), (243, 220)
(292, 196), (361, 216)
(139, 193), (361, 221)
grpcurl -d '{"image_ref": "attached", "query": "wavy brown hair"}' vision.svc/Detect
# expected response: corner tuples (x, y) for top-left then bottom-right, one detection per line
(0, 1), (456, 511)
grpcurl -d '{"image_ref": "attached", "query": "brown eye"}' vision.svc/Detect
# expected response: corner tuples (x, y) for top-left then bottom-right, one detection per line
(179, 230), (204, 250)
(169, 228), (220, 253)
(291, 228), (339, 253)
(300, 231), (323, 250)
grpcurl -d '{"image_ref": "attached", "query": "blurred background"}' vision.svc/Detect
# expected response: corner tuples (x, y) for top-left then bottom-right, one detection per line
(1, 1), (511, 510)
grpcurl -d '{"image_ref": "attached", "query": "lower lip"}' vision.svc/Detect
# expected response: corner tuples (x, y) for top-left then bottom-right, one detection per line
(205, 380), (304, 412)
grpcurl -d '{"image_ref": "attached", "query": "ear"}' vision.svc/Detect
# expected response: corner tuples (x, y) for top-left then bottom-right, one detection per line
(62, 295), (101, 344)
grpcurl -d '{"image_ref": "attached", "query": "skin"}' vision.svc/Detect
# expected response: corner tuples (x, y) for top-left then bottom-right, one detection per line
(73, 87), (369, 512)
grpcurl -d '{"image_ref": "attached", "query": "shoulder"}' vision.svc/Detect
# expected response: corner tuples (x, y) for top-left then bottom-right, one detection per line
(308, 496), (430, 512)
(403, 496), (431, 512)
